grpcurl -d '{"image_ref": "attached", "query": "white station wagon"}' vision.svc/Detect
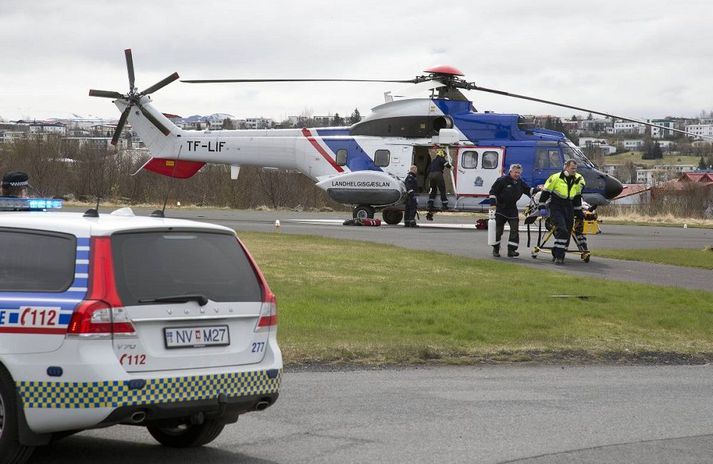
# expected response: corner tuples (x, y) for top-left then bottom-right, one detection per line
(0, 201), (281, 463)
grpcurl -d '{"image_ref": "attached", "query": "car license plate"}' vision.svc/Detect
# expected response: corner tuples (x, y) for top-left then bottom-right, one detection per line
(164, 325), (230, 349)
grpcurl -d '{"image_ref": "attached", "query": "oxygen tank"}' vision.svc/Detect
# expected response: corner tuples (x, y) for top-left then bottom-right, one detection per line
(487, 208), (497, 246)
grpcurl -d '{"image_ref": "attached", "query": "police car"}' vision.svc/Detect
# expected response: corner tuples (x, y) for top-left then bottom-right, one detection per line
(0, 199), (281, 463)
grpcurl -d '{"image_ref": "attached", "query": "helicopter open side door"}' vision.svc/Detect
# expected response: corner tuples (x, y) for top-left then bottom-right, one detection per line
(454, 147), (505, 197)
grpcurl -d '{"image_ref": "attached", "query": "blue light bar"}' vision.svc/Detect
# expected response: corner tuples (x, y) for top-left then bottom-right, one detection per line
(0, 197), (63, 211)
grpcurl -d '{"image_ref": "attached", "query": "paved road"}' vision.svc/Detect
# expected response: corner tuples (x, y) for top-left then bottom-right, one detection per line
(126, 208), (713, 292)
(34, 365), (713, 464)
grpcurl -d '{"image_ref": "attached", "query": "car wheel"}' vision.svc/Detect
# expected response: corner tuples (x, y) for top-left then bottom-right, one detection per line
(147, 420), (225, 448)
(0, 366), (34, 464)
(352, 205), (375, 220)
(382, 209), (403, 225)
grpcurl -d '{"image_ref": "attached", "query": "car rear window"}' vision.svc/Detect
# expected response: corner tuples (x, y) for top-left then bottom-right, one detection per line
(111, 230), (262, 305)
(0, 228), (76, 292)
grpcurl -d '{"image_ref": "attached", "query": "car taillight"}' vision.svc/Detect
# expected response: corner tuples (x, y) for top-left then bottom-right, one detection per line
(68, 300), (135, 335)
(256, 293), (278, 329)
(68, 237), (135, 336)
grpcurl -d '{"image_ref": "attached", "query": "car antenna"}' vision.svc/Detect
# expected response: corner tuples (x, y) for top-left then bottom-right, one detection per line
(83, 195), (101, 218)
(151, 146), (183, 218)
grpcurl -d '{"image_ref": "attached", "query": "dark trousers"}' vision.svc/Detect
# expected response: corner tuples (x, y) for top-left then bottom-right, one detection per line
(404, 195), (417, 223)
(427, 172), (448, 209)
(494, 214), (519, 251)
(550, 203), (574, 260)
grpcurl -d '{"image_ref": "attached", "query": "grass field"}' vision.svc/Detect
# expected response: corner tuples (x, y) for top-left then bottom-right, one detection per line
(238, 231), (713, 365)
(596, 248), (713, 270)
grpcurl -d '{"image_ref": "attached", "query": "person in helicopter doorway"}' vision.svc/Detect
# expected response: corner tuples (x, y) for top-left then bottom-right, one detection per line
(488, 163), (536, 257)
(537, 159), (586, 265)
(427, 145), (451, 213)
(403, 165), (419, 228)
(1, 171), (30, 198)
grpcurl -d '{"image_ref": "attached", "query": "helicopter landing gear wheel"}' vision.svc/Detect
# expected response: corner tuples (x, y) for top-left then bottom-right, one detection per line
(353, 205), (375, 220)
(381, 209), (403, 225)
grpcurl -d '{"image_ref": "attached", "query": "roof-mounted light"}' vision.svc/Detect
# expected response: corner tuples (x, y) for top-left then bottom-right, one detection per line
(0, 197), (64, 211)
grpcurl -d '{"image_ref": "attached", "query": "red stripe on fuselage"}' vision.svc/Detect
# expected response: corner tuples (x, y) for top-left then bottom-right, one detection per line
(301, 128), (344, 173)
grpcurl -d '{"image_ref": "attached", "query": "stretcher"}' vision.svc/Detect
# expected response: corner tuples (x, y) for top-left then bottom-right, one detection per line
(523, 201), (598, 263)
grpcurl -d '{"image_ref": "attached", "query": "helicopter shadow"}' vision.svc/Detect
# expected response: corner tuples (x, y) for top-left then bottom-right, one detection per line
(31, 434), (279, 464)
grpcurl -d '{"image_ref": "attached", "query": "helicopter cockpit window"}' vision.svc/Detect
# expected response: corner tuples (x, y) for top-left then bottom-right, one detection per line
(461, 151), (477, 169)
(336, 149), (347, 166)
(564, 143), (595, 168)
(374, 149), (390, 167)
(536, 148), (562, 169)
(482, 151), (499, 169)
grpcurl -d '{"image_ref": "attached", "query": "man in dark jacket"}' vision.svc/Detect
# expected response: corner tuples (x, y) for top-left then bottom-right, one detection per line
(427, 146), (451, 212)
(488, 163), (535, 257)
(403, 165), (419, 227)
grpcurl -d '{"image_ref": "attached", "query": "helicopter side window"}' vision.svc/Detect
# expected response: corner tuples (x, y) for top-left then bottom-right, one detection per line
(374, 149), (390, 167)
(536, 148), (561, 169)
(336, 149), (347, 166)
(482, 151), (499, 169)
(461, 151), (477, 169)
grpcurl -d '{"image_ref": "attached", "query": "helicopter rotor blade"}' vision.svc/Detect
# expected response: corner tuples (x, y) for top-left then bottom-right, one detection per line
(111, 105), (132, 146)
(137, 103), (171, 136)
(125, 49), (135, 90)
(468, 84), (698, 139)
(142, 72), (180, 95)
(89, 89), (124, 99)
(181, 78), (418, 84)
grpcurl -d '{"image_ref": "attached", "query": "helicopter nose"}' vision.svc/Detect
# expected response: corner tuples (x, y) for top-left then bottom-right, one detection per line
(604, 175), (623, 200)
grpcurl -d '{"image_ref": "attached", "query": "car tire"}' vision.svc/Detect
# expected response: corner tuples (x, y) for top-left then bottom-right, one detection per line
(146, 420), (225, 448)
(0, 366), (35, 464)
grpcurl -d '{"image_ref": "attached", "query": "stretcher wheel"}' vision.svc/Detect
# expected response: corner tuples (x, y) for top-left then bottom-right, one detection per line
(531, 253), (537, 259)
(581, 252), (591, 263)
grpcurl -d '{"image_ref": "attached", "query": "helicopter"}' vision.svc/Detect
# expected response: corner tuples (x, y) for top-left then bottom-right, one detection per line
(89, 49), (690, 224)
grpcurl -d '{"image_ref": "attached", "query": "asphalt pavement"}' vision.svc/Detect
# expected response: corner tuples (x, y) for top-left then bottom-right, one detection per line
(34, 365), (713, 464)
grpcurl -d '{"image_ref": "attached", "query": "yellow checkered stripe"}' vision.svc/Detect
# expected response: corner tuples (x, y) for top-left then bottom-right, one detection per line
(17, 370), (281, 409)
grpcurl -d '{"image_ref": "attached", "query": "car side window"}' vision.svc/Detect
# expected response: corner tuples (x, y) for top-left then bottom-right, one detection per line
(0, 229), (76, 292)
(336, 149), (347, 166)
(461, 151), (477, 169)
(374, 149), (390, 167)
(482, 151), (499, 169)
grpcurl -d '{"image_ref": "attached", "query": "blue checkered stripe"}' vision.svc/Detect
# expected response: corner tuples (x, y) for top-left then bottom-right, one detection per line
(17, 369), (281, 409)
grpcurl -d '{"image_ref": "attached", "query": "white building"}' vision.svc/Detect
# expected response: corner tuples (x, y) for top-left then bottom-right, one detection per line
(684, 124), (713, 139)
(621, 139), (645, 150)
(648, 119), (675, 139)
(245, 117), (274, 129)
(614, 121), (647, 135)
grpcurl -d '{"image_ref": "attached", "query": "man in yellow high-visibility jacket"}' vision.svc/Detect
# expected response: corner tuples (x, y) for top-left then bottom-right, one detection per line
(537, 160), (586, 264)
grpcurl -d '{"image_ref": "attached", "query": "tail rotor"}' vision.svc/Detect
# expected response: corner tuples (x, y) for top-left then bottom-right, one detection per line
(89, 49), (179, 145)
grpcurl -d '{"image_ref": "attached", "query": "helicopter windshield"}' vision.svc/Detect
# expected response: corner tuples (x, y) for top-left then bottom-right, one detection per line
(563, 142), (596, 168)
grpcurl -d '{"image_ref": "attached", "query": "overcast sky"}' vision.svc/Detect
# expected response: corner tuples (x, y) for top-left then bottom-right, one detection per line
(1, 0), (712, 122)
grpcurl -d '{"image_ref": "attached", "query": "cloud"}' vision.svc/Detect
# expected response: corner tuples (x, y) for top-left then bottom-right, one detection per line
(1, 0), (712, 120)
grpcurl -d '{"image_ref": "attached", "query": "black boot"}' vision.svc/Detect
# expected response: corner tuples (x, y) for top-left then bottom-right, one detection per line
(492, 246), (500, 258)
(508, 249), (519, 257)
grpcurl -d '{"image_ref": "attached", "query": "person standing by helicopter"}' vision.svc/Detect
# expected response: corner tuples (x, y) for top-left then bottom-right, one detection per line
(488, 163), (535, 257)
(403, 165), (419, 227)
(427, 145), (451, 213)
(537, 160), (585, 264)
